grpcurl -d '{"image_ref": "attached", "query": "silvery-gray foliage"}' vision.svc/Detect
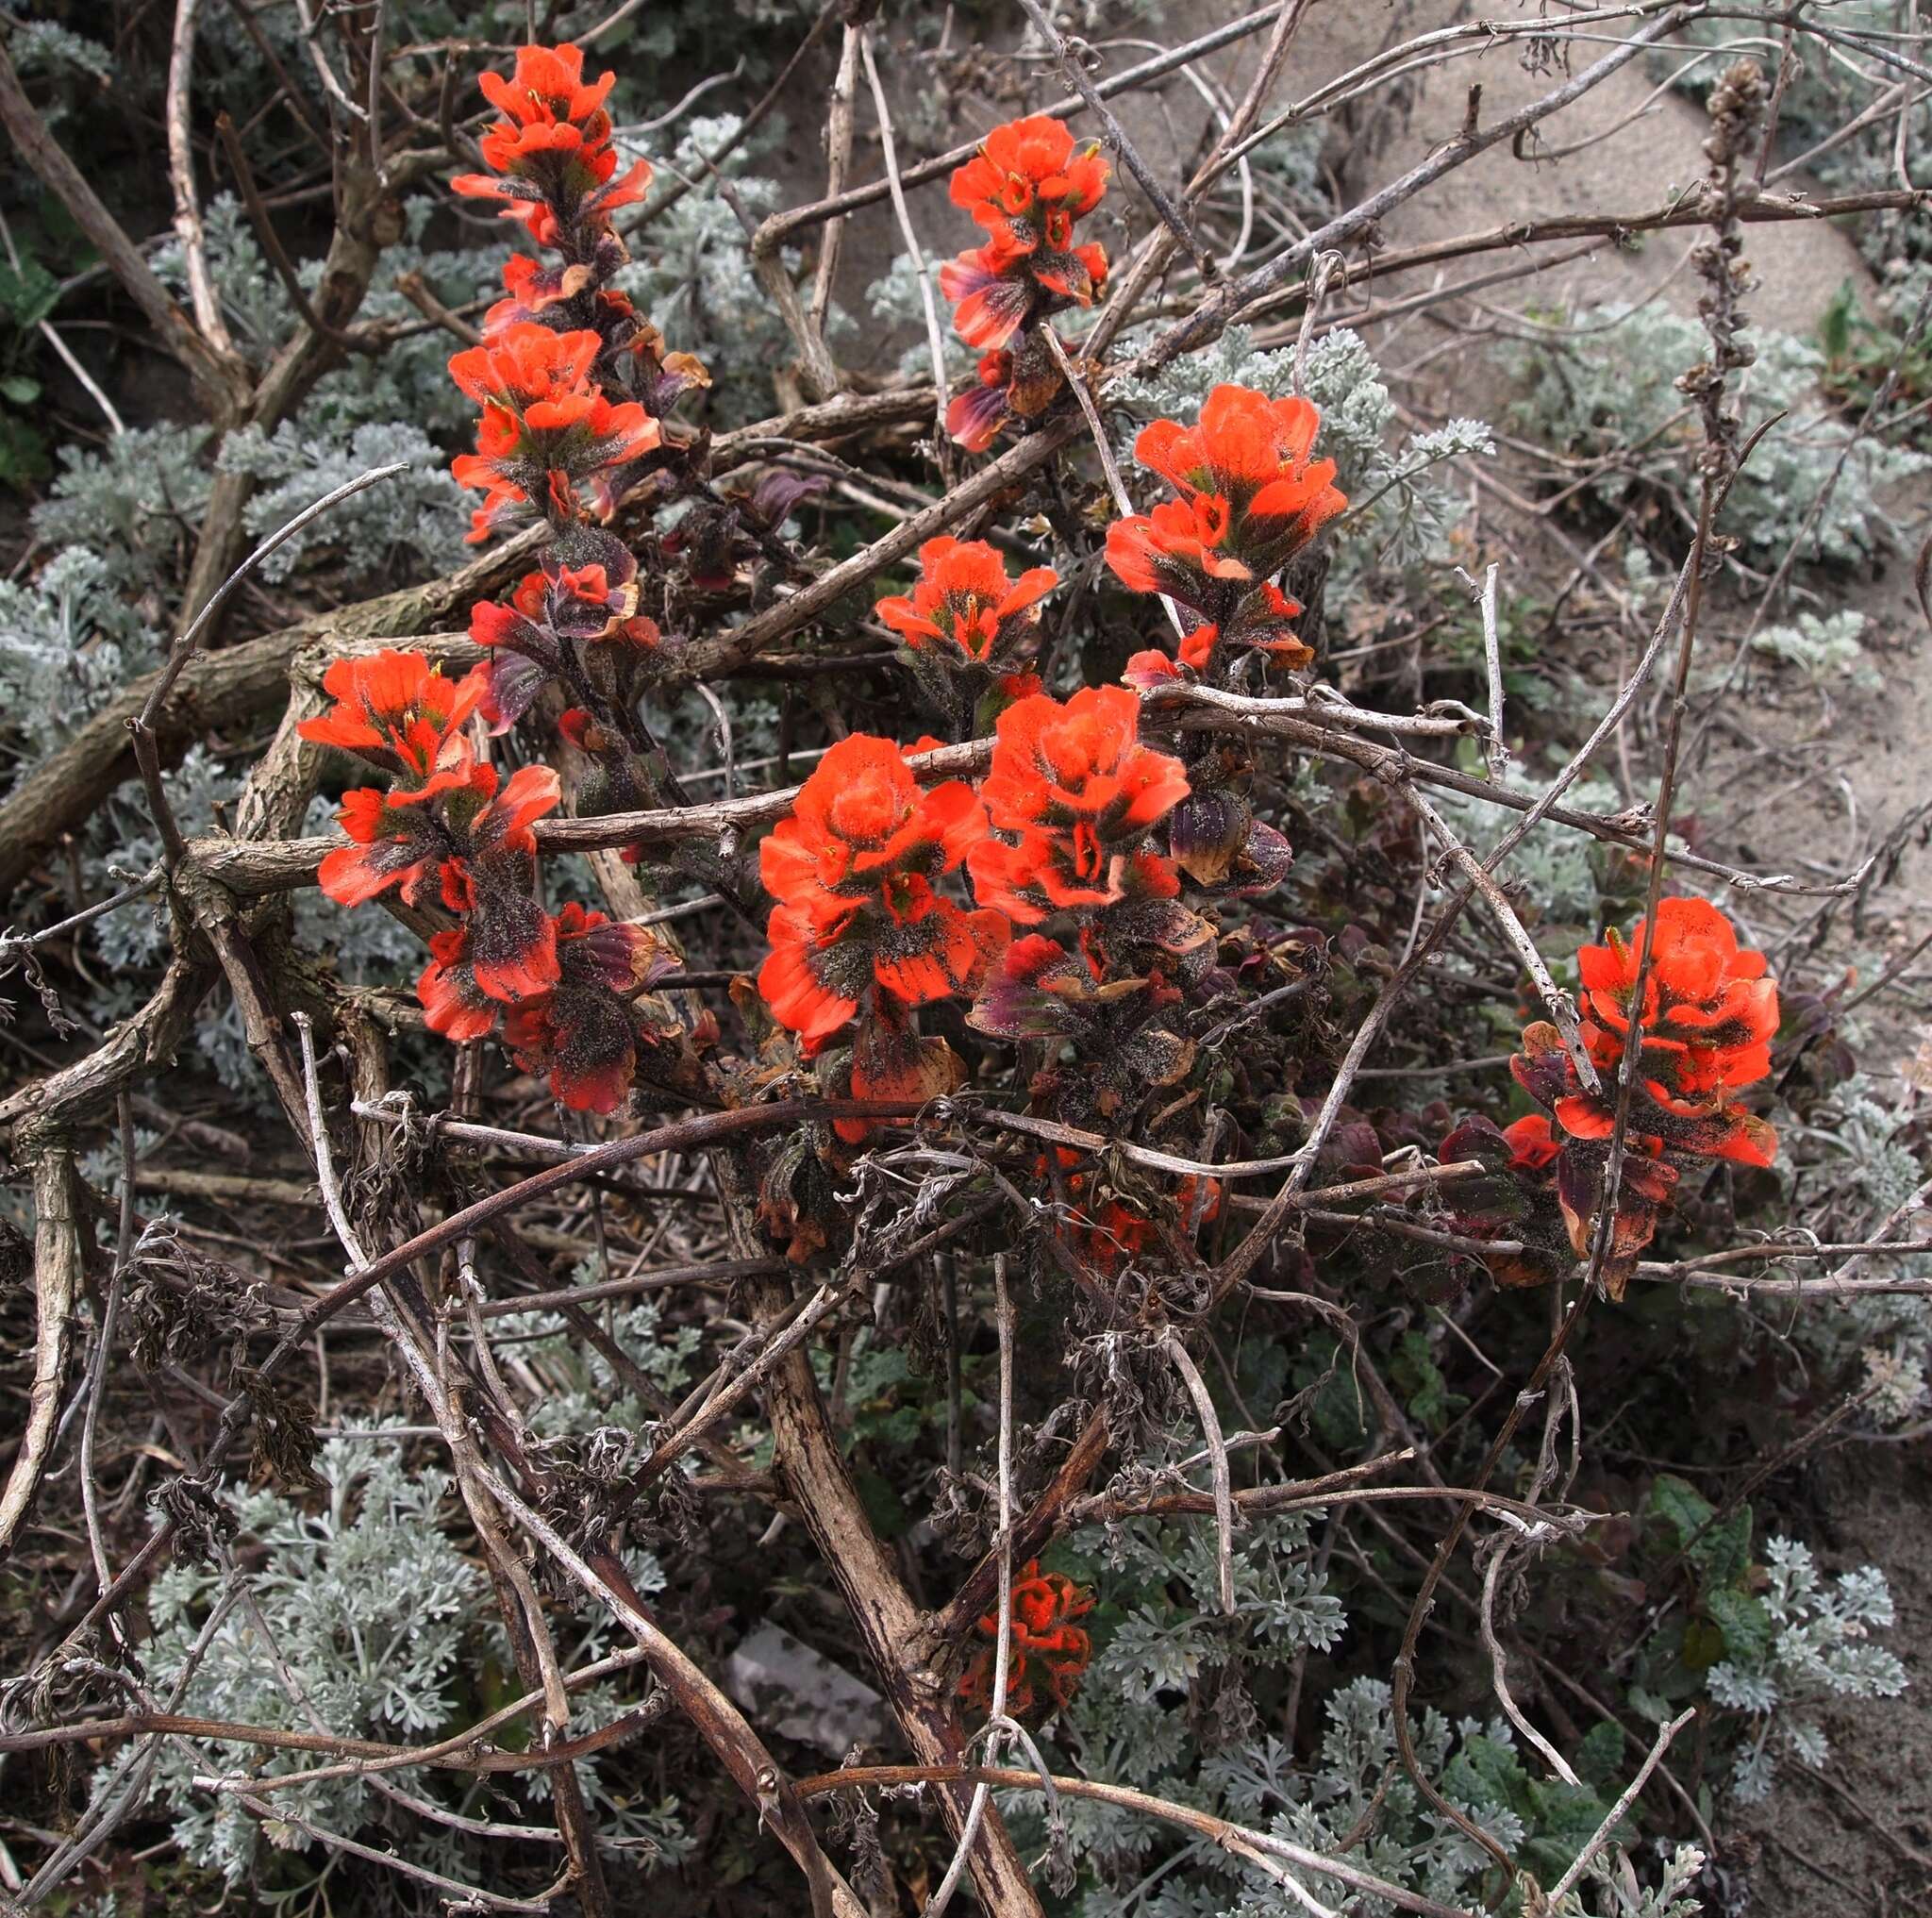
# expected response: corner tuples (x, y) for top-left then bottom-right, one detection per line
(1706, 1536), (1906, 1800)
(1507, 303), (1929, 565)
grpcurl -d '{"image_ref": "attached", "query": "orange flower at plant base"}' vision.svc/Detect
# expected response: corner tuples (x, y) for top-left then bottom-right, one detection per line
(958, 1559), (1096, 1719)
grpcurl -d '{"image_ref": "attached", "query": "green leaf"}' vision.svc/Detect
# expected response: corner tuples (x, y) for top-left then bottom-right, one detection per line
(1391, 1330), (1466, 1434)
(1706, 1586), (1774, 1664)
(1680, 1616), (1726, 1673)
(1575, 1719), (1626, 1792)
(1688, 1501), (1753, 1589)
(1647, 1473), (1713, 1547)
(0, 258), (59, 329)
(0, 374), (42, 406)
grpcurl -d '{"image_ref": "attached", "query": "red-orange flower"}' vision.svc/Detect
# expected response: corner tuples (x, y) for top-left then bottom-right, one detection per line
(298, 651), (488, 793)
(488, 903), (675, 1112)
(450, 324), (659, 538)
(759, 888), (1008, 1048)
(1545, 896), (1780, 1167)
(1108, 387), (1344, 637)
(452, 43), (651, 247)
(875, 538), (1057, 667)
(968, 688), (1190, 924)
(958, 1559), (1096, 1718)
(1505, 898), (1782, 1293)
(759, 735), (988, 920)
(940, 235), (1108, 353)
(757, 736), (1006, 1048)
(950, 116), (1109, 254)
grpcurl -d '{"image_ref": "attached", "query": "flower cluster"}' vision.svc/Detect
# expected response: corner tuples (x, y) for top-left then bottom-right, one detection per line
(302, 652), (674, 1111)
(1104, 382), (1349, 900)
(304, 43), (723, 1116)
(453, 42), (651, 254)
(968, 685), (1191, 927)
(940, 115), (1111, 452)
(447, 43), (683, 542)
(757, 681), (1215, 1246)
(758, 736), (1008, 1140)
(1506, 897), (1781, 1292)
(957, 1560), (1096, 1719)
(1109, 383), (1346, 679)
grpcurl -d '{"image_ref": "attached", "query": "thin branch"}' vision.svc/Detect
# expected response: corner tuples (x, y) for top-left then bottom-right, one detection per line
(1161, 1331), (1238, 1615)
(859, 25), (952, 480)
(1547, 1710), (1698, 1901)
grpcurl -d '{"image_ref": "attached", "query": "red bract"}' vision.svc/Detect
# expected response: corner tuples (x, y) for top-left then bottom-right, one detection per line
(298, 650), (489, 793)
(759, 735), (988, 920)
(1506, 898), (1782, 1293)
(957, 1559), (1096, 1718)
(1552, 896), (1779, 1167)
(875, 538), (1057, 667)
(940, 116), (1110, 453)
(949, 116), (1109, 253)
(450, 324), (660, 538)
(495, 904), (675, 1112)
(1107, 387), (1343, 675)
(452, 43), (651, 248)
(757, 736), (1006, 1055)
(968, 688), (1190, 924)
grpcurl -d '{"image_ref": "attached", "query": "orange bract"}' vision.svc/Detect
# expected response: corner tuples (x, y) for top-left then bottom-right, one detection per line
(1108, 386), (1345, 634)
(448, 325), (659, 537)
(950, 116), (1109, 251)
(874, 537), (1057, 666)
(1554, 896), (1780, 1169)
(760, 735), (987, 915)
(978, 687), (1191, 842)
(453, 43), (651, 247)
(968, 688), (1190, 926)
(298, 650), (488, 790)
(478, 42), (616, 133)
(756, 735), (1004, 1051)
